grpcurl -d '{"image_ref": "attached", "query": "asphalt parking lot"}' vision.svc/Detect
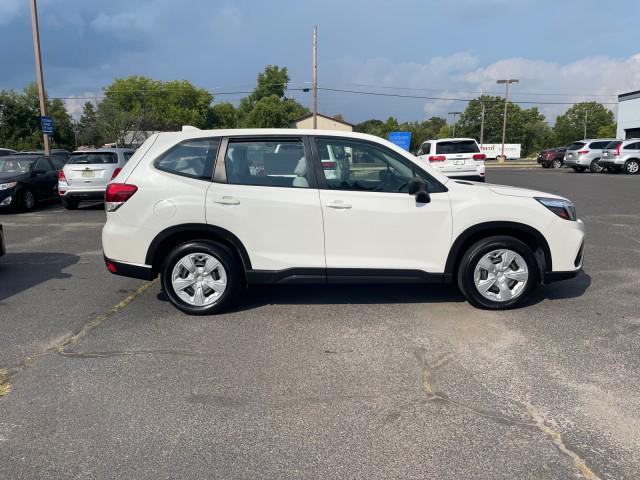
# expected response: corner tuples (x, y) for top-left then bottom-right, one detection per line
(1, 169), (639, 479)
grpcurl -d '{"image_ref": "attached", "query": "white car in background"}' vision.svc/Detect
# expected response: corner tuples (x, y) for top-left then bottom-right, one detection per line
(102, 128), (584, 314)
(58, 148), (135, 209)
(416, 138), (486, 182)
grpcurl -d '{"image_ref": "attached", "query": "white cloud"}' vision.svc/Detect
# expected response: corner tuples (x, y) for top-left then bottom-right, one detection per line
(326, 53), (640, 122)
(63, 94), (100, 120)
(90, 11), (150, 36)
(0, 0), (23, 24)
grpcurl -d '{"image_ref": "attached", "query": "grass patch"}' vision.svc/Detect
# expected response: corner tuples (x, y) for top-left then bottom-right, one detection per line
(0, 369), (11, 397)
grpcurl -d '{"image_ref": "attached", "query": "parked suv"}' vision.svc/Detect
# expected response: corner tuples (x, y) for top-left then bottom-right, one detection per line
(103, 128), (584, 313)
(58, 148), (135, 209)
(416, 138), (486, 182)
(537, 147), (567, 169)
(599, 140), (640, 174)
(563, 139), (615, 173)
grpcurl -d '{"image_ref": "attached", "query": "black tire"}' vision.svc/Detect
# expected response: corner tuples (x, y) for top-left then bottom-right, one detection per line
(161, 240), (243, 315)
(551, 158), (562, 169)
(20, 188), (36, 212)
(457, 236), (539, 310)
(62, 198), (79, 210)
(624, 159), (640, 175)
(572, 166), (586, 173)
(589, 158), (603, 173)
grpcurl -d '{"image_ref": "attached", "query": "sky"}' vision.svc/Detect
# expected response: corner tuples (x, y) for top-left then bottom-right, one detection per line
(1, 0), (640, 124)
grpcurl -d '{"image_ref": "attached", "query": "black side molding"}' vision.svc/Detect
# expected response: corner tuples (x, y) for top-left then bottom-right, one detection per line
(246, 268), (448, 285)
(104, 256), (157, 281)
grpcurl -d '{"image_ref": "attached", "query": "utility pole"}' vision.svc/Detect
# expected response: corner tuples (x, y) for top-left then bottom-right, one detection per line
(312, 26), (318, 129)
(496, 79), (519, 163)
(448, 111), (462, 137)
(479, 89), (485, 147)
(584, 109), (588, 139)
(29, 0), (50, 155)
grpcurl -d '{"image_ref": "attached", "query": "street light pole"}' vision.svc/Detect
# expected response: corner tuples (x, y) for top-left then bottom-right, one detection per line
(312, 25), (318, 129)
(496, 79), (518, 162)
(448, 111), (462, 137)
(29, 0), (50, 155)
(584, 109), (588, 139)
(479, 89), (485, 147)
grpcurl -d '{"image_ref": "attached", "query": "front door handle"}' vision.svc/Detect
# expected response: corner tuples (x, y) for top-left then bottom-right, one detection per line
(326, 201), (352, 210)
(214, 196), (240, 206)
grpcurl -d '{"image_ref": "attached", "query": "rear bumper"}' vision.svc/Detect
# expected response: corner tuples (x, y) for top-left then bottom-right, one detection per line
(598, 159), (623, 168)
(60, 189), (105, 201)
(564, 156), (590, 166)
(104, 256), (156, 281)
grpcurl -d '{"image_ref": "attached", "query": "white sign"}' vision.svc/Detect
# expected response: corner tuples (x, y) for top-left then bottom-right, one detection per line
(480, 144), (521, 159)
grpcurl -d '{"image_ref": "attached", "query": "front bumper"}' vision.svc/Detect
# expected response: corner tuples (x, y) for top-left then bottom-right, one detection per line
(0, 225), (5, 257)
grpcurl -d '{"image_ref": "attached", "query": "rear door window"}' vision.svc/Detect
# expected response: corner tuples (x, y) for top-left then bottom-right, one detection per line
(68, 152), (118, 164)
(624, 142), (640, 150)
(588, 141), (610, 150)
(123, 151), (135, 161)
(224, 139), (310, 188)
(567, 142), (586, 150)
(435, 140), (480, 154)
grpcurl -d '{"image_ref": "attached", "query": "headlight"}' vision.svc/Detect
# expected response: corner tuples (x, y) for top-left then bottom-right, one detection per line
(535, 197), (576, 221)
(0, 182), (17, 191)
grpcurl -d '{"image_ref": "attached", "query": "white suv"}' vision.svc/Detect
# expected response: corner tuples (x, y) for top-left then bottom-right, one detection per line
(102, 128), (585, 314)
(416, 138), (486, 182)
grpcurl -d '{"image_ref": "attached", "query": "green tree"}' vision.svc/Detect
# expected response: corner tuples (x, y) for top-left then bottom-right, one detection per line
(0, 84), (74, 150)
(237, 65), (308, 128)
(97, 76), (213, 146)
(553, 102), (615, 145)
(207, 102), (238, 129)
(597, 123), (616, 138)
(77, 102), (102, 147)
(356, 116), (447, 152)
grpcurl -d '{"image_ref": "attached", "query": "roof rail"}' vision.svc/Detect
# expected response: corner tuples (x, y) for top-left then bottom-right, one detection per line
(182, 125), (201, 132)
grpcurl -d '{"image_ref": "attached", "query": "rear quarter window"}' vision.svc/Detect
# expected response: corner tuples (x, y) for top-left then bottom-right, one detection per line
(567, 142), (586, 150)
(436, 140), (479, 154)
(605, 141), (621, 149)
(154, 138), (220, 179)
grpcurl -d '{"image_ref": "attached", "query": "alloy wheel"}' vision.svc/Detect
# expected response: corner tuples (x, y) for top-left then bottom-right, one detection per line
(552, 159), (562, 169)
(473, 249), (529, 302)
(171, 253), (227, 307)
(626, 160), (639, 174)
(23, 190), (35, 210)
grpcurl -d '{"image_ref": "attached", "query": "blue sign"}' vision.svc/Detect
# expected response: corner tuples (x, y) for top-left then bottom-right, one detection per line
(40, 116), (54, 135)
(387, 131), (412, 151)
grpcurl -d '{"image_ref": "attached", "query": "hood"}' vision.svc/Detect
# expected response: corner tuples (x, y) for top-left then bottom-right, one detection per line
(487, 183), (565, 200)
(0, 172), (27, 183)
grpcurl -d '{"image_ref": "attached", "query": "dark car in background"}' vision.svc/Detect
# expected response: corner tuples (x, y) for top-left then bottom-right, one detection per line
(0, 154), (65, 212)
(20, 149), (71, 163)
(537, 147), (567, 169)
(0, 148), (18, 157)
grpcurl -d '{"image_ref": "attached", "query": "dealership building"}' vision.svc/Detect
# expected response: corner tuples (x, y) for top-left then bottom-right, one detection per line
(617, 90), (640, 139)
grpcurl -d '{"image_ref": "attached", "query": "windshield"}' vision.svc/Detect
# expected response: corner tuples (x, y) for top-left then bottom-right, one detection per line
(0, 157), (36, 174)
(568, 142), (586, 151)
(436, 140), (480, 154)
(68, 152), (117, 164)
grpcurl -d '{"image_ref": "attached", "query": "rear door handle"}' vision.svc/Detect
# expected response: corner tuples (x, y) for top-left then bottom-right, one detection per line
(214, 196), (240, 206)
(326, 201), (352, 209)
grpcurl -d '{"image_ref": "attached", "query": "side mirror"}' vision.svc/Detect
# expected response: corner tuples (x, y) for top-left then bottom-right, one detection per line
(408, 178), (431, 204)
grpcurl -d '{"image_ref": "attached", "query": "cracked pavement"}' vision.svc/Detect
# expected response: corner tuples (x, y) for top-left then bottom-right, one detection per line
(1, 169), (639, 479)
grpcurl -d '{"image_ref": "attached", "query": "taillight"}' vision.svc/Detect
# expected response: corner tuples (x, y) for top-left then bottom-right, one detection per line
(111, 167), (122, 180)
(428, 155), (446, 162)
(105, 183), (137, 212)
(614, 144), (622, 156)
(58, 169), (67, 183)
(472, 154), (486, 160)
(321, 161), (336, 169)
(577, 150), (589, 155)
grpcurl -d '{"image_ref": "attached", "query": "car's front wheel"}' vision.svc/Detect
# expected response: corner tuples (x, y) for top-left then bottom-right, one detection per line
(457, 236), (538, 310)
(161, 240), (242, 315)
(20, 189), (36, 212)
(551, 158), (562, 169)
(589, 159), (603, 173)
(624, 159), (639, 174)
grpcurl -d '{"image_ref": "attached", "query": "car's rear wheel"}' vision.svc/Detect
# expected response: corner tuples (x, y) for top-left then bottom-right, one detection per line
(624, 159), (639, 174)
(161, 240), (242, 315)
(62, 198), (79, 210)
(589, 159), (603, 173)
(457, 236), (538, 310)
(551, 158), (562, 169)
(572, 166), (586, 173)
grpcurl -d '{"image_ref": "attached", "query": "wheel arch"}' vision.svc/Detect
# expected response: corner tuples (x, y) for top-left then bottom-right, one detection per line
(145, 223), (251, 273)
(445, 221), (552, 278)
